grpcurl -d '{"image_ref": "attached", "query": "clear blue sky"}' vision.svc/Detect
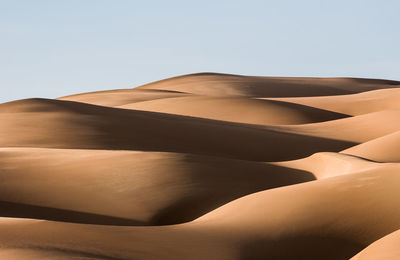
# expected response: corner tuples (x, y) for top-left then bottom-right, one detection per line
(1, 0), (399, 102)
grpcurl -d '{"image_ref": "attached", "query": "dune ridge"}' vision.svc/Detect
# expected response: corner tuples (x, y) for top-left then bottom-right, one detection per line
(341, 130), (400, 163)
(58, 88), (189, 107)
(0, 98), (354, 161)
(1, 73), (399, 259)
(117, 96), (349, 125)
(136, 73), (400, 97)
(267, 88), (400, 115)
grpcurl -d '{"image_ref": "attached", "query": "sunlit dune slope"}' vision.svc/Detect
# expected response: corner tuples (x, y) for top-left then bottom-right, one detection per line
(267, 88), (400, 116)
(350, 229), (400, 260)
(269, 109), (400, 143)
(342, 131), (400, 163)
(271, 152), (380, 179)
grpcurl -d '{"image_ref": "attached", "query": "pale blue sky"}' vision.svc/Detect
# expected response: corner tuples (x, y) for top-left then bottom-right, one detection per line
(1, 0), (399, 102)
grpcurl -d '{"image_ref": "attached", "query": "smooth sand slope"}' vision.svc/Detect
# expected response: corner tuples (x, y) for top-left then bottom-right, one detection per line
(0, 164), (399, 260)
(271, 152), (381, 179)
(136, 72), (400, 97)
(342, 131), (400, 163)
(350, 229), (400, 260)
(118, 96), (348, 125)
(1, 73), (399, 259)
(0, 98), (354, 161)
(0, 148), (314, 225)
(268, 109), (400, 143)
(58, 88), (189, 107)
(267, 88), (400, 116)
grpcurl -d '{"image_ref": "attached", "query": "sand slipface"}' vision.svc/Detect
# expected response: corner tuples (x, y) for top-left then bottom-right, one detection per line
(1, 72), (399, 260)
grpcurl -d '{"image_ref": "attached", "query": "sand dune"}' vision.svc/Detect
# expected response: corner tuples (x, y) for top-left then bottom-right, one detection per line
(1, 73), (399, 259)
(118, 96), (348, 125)
(268, 109), (400, 143)
(58, 88), (189, 106)
(0, 98), (353, 161)
(271, 152), (381, 179)
(342, 131), (400, 163)
(350, 229), (400, 260)
(0, 148), (313, 225)
(136, 72), (400, 97)
(194, 165), (400, 259)
(0, 165), (399, 260)
(267, 88), (400, 116)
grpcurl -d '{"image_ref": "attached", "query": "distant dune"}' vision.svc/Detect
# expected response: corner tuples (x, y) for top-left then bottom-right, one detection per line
(1, 72), (399, 259)
(268, 88), (400, 115)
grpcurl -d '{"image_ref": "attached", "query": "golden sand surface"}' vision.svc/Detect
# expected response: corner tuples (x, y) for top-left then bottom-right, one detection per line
(1, 73), (399, 259)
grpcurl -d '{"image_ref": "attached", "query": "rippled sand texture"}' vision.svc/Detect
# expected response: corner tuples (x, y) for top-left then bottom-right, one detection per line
(1, 73), (400, 259)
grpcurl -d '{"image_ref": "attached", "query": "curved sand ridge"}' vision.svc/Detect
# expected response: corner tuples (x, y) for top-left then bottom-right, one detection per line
(267, 87), (400, 116)
(271, 152), (381, 179)
(350, 229), (400, 260)
(0, 147), (314, 225)
(118, 96), (348, 125)
(0, 73), (399, 259)
(58, 88), (189, 107)
(342, 130), (400, 162)
(268, 109), (400, 143)
(136, 72), (400, 97)
(0, 98), (354, 161)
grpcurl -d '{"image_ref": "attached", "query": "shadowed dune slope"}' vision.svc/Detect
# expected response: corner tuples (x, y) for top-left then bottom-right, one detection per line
(136, 73), (400, 97)
(342, 131), (400, 163)
(118, 96), (348, 125)
(0, 164), (399, 260)
(0, 148), (314, 225)
(0, 98), (354, 161)
(350, 229), (400, 260)
(58, 88), (189, 106)
(267, 88), (400, 116)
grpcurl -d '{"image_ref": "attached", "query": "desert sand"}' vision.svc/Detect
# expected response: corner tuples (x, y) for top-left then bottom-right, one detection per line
(1, 72), (399, 259)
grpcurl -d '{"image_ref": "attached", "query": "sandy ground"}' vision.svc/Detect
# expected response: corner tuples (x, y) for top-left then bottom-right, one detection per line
(1, 72), (399, 259)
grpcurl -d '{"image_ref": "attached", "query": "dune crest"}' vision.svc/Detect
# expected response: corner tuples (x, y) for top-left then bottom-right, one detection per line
(267, 88), (400, 115)
(58, 88), (189, 106)
(271, 152), (381, 179)
(118, 96), (348, 125)
(136, 73), (400, 97)
(0, 147), (314, 225)
(342, 130), (400, 162)
(0, 98), (354, 161)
